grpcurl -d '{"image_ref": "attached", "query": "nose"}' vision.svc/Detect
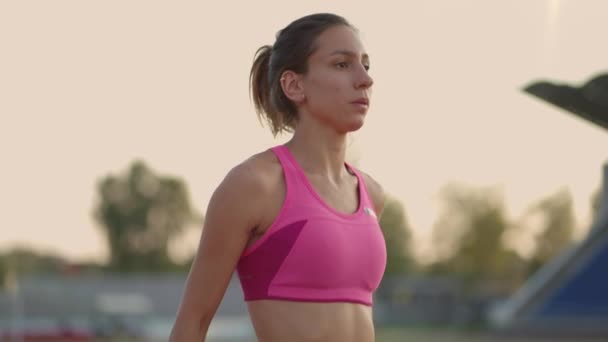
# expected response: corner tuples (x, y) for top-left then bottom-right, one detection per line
(355, 66), (374, 90)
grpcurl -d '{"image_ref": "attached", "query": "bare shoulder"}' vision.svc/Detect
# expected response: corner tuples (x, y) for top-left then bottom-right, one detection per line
(212, 149), (283, 223)
(358, 170), (386, 219)
(228, 149), (283, 194)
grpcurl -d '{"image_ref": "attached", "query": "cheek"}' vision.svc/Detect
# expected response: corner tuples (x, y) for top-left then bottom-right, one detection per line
(304, 73), (351, 116)
(309, 72), (345, 92)
(310, 89), (342, 115)
(310, 78), (346, 104)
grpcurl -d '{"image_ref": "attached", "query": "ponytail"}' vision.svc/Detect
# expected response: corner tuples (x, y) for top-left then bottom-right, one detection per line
(250, 45), (293, 136)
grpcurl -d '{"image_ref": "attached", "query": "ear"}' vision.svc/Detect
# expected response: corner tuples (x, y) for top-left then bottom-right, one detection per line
(280, 70), (306, 104)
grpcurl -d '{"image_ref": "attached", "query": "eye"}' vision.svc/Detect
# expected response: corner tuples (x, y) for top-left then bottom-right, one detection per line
(335, 61), (349, 69)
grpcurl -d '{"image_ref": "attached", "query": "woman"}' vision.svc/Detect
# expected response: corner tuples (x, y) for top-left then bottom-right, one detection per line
(170, 13), (387, 342)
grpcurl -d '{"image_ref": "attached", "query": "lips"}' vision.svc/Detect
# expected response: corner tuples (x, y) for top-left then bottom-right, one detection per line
(352, 98), (369, 105)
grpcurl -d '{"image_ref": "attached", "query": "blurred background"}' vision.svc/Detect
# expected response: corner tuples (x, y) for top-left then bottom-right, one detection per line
(1, 1), (607, 341)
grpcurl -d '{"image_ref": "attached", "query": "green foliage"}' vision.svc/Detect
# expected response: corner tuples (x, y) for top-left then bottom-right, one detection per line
(0, 247), (72, 289)
(379, 195), (415, 276)
(0, 256), (5, 289)
(591, 188), (602, 221)
(526, 188), (575, 276)
(0, 247), (67, 274)
(429, 184), (525, 293)
(93, 160), (200, 272)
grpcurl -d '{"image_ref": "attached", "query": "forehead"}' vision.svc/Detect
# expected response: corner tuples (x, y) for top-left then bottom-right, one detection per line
(310, 25), (367, 58)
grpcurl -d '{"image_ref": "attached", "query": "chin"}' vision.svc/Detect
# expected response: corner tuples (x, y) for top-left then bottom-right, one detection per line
(343, 118), (365, 133)
(327, 111), (366, 133)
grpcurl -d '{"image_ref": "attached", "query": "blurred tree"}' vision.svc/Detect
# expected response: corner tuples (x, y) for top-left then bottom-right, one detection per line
(0, 255), (5, 289)
(526, 188), (575, 276)
(591, 188), (602, 221)
(429, 184), (525, 293)
(0, 248), (108, 288)
(0, 248), (68, 288)
(94, 161), (200, 272)
(379, 195), (416, 276)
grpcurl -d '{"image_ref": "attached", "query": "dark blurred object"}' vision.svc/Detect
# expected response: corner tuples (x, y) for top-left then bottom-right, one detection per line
(523, 73), (608, 130)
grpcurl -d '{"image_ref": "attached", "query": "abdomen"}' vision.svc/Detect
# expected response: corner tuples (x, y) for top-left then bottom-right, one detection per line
(247, 300), (376, 342)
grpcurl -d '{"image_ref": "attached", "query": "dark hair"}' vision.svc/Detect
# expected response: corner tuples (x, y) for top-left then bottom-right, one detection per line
(249, 13), (353, 136)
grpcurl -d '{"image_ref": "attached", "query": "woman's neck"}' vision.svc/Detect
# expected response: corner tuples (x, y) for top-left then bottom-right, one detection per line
(285, 121), (350, 183)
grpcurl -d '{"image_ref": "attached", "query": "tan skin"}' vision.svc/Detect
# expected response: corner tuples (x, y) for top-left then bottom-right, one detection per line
(170, 25), (385, 342)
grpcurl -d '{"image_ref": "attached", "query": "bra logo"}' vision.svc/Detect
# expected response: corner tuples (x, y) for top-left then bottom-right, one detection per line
(364, 207), (377, 218)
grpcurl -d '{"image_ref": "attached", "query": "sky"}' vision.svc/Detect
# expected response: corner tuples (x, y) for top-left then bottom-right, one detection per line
(1, 0), (607, 263)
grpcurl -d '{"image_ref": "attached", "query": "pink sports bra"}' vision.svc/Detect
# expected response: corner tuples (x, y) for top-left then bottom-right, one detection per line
(236, 145), (387, 306)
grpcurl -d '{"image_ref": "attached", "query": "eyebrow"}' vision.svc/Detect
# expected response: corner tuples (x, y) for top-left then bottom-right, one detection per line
(329, 50), (369, 60)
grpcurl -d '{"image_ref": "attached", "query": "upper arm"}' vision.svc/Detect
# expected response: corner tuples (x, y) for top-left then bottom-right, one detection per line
(361, 172), (386, 220)
(172, 163), (267, 334)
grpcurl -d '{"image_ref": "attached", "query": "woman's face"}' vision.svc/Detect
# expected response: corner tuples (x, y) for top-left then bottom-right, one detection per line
(297, 25), (374, 133)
